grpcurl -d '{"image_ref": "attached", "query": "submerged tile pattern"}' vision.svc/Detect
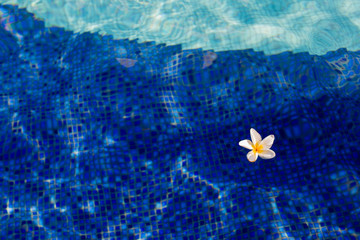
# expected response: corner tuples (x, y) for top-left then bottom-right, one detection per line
(1, 4), (360, 240)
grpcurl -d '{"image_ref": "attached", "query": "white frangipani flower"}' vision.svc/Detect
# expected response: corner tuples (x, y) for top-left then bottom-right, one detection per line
(239, 128), (276, 162)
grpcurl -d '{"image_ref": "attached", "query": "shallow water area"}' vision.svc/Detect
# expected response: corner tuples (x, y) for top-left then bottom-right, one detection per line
(2, 0), (360, 54)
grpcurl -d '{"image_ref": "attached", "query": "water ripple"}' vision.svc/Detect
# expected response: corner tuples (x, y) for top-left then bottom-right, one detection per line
(2, 0), (360, 54)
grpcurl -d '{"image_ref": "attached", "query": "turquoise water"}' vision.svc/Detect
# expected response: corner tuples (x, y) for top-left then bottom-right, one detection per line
(1, 0), (360, 55)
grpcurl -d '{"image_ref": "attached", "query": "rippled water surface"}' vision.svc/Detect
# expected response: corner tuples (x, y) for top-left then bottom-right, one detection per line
(1, 0), (360, 54)
(1, 1), (360, 240)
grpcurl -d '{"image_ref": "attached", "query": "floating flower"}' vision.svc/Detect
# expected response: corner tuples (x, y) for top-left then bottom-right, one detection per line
(239, 128), (275, 162)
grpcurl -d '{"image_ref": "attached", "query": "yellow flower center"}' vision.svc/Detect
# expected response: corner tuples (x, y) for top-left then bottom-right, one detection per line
(253, 142), (263, 154)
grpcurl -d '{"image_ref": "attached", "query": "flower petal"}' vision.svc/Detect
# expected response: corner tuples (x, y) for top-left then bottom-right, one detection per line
(260, 135), (275, 150)
(250, 128), (262, 145)
(258, 149), (276, 159)
(239, 139), (253, 150)
(247, 151), (258, 162)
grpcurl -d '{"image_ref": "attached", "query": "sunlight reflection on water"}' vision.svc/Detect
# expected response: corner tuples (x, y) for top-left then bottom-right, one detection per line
(1, 0), (360, 55)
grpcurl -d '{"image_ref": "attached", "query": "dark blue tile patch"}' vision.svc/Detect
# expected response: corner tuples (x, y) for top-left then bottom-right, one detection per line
(0, 4), (360, 240)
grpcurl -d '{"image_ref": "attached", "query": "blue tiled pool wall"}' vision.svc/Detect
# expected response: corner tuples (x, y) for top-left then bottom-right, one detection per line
(1, 4), (360, 240)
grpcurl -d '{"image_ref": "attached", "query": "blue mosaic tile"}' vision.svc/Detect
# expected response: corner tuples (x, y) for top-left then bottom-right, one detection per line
(0, 4), (360, 240)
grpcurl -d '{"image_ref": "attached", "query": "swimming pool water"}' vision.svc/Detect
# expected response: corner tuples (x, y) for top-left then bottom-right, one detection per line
(1, 0), (360, 55)
(1, 2), (360, 240)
